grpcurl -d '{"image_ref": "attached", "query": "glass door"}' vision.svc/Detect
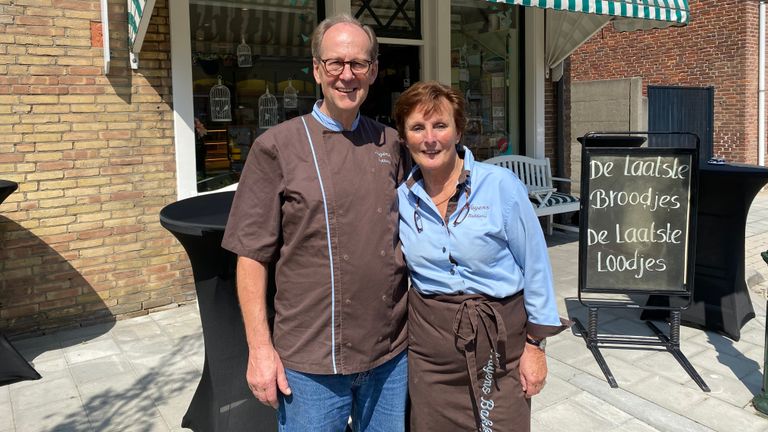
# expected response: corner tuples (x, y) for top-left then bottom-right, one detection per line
(361, 44), (420, 127)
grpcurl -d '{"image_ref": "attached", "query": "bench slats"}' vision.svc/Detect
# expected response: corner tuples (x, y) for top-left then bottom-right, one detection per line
(482, 155), (579, 234)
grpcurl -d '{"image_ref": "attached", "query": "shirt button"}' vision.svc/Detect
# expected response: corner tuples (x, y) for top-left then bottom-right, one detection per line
(345, 299), (351, 305)
(343, 254), (349, 261)
(380, 250), (386, 257)
(442, 247), (446, 253)
(345, 342), (352, 348)
(382, 295), (388, 301)
(377, 207), (382, 213)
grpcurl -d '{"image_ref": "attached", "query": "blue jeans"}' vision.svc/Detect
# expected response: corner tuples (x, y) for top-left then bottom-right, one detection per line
(277, 351), (407, 432)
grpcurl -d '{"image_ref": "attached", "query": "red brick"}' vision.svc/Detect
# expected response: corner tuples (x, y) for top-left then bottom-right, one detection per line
(570, 0), (761, 164)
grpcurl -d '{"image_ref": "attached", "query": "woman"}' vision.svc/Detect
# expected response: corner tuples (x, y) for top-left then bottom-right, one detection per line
(394, 81), (569, 431)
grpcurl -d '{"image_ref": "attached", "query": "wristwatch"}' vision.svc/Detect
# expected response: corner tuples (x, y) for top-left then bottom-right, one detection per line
(525, 336), (546, 352)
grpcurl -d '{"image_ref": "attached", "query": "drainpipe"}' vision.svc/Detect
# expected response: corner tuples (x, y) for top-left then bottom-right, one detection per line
(759, 1), (766, 166)
(556, 74), (565, 180)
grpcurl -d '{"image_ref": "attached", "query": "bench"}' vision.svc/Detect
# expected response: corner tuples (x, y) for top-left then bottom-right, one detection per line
(483, 155), (579, 235)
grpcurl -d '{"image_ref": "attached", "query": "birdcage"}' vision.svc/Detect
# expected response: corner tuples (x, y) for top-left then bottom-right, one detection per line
(258, 87), (278, 128)
(209, 76), (231, 122)
(236, 36), (252, 67)
(283, 80), (298, 109)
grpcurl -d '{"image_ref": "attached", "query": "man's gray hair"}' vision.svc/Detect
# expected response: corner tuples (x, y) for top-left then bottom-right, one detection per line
(311, 13), (379, 61)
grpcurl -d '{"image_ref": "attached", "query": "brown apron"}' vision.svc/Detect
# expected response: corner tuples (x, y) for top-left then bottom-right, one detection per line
(408, 288), (530, 432)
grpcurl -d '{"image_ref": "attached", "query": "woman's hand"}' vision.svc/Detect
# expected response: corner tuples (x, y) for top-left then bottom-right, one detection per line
(519, 342), (547, 398)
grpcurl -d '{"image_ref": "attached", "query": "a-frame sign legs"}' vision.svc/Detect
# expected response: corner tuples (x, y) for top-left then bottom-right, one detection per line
(646, 312), (710, 392)
(573, 308), (710, 392)
(574, 308), (618, 388)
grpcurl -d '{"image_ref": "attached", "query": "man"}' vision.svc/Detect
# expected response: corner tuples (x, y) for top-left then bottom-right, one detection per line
(222, 14), (409, 432)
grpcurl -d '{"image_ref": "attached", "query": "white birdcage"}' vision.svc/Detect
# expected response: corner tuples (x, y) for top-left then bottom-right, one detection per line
(283, 80), (298, 109)
(237, 36), (252, 67)
(258, 87), (278, 128)
(209, 76), (232, 122)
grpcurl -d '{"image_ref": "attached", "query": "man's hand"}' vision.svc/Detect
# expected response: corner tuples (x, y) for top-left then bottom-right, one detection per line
(519, 342), (547, 398)
(237, 257), (290, 408)
(247, 345), (291, 408)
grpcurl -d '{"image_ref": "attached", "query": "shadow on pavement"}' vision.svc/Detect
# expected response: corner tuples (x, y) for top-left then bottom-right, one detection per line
(49, 333), (201, 431)
(545, 229), (579, 248)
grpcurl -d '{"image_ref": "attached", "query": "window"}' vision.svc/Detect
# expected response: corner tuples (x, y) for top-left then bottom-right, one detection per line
(352, 0), (421, 39)
(188, 0), (323, 192)
(450, 0), (522, 160)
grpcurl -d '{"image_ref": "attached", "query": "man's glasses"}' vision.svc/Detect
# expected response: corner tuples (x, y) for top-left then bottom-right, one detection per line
(318, 58), (373, 76)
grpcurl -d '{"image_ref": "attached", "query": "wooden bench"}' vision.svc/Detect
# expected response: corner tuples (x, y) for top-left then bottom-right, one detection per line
(483, 155), (579, 235)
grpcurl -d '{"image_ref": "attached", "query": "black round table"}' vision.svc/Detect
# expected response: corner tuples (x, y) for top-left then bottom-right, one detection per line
(0, 180), (42, 386)
(0, 180), (18, 204)
(160, 192), (277, 432)
(644, 163), (768, 340)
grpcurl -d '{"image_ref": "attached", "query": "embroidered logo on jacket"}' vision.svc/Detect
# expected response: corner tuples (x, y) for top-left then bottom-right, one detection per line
(468, 204), (490, 219)
(375, 151), (392, 165)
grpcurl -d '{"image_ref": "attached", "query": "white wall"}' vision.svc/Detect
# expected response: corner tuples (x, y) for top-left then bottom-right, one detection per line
(570, 77), (646, 194)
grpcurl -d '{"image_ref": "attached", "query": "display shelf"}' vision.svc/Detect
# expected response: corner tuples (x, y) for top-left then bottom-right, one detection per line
(203, 129), (230, 172)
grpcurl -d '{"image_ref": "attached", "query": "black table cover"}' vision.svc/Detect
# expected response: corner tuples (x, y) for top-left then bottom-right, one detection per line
(0, 180), (18, 205)
(0, 179), (42, 386)
(160, 192), (278, 431)
(0, 333), (41, 386)
(644, 163), (768, 340)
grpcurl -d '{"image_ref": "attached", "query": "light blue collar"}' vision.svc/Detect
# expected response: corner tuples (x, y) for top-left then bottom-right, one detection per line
(312, 100), (360, 131)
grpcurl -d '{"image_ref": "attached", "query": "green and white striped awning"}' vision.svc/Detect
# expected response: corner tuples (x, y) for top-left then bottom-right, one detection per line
(127, 0), (156, 69)
(488, 0), (689, 25)
(487, 0), (690, 81)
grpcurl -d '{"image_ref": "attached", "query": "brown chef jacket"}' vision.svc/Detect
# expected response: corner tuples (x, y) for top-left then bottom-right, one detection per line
(222, 113), (409, 375)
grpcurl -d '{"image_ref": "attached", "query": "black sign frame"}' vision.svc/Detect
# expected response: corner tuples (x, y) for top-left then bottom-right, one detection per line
(578, 146), (699, 303)
(570, 133), (709, 393)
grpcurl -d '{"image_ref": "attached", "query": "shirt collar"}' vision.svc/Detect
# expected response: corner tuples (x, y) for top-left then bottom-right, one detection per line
(311, 100), (361, 132)
(406, 146), (474, 194)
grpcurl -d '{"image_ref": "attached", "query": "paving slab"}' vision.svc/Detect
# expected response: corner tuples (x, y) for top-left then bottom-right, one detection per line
(62, 339), (122, 365)
(154, 388), (196, 431)
(533, 374), (582, 409)
(12, 396), (89, 432)
(68, 354), (135, 387)
(685, 396), (768, 432)
(533, 391), (635, 432)
(0, 388), (13, 432)
(687, 367), (762, 408)
(9, 372), (79, 413)
(567, 372), (715, 432)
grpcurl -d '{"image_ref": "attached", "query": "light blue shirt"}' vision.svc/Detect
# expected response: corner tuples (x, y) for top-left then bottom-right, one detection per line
(398, 148), (562, 327)
(311, 100), (361, 131)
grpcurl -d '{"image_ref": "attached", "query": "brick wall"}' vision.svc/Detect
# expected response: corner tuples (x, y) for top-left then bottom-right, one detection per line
(0, 0), (195, 336)
(570, 0), (761, 164)
(544, 59), (572, 181)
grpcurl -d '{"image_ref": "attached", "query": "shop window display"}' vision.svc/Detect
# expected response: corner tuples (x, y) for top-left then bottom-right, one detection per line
(451, 0), (522, 160)
(190, 0), (322, 192)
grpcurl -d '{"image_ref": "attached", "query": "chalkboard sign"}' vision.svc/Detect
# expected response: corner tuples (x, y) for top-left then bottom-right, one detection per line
(579, 147), (698, 295)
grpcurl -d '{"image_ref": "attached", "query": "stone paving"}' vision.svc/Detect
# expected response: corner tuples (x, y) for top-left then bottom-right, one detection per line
(0, 191), (767, 431)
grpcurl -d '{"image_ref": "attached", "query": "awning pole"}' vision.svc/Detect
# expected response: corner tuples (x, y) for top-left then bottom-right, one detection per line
(128, 0), (157, 70)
